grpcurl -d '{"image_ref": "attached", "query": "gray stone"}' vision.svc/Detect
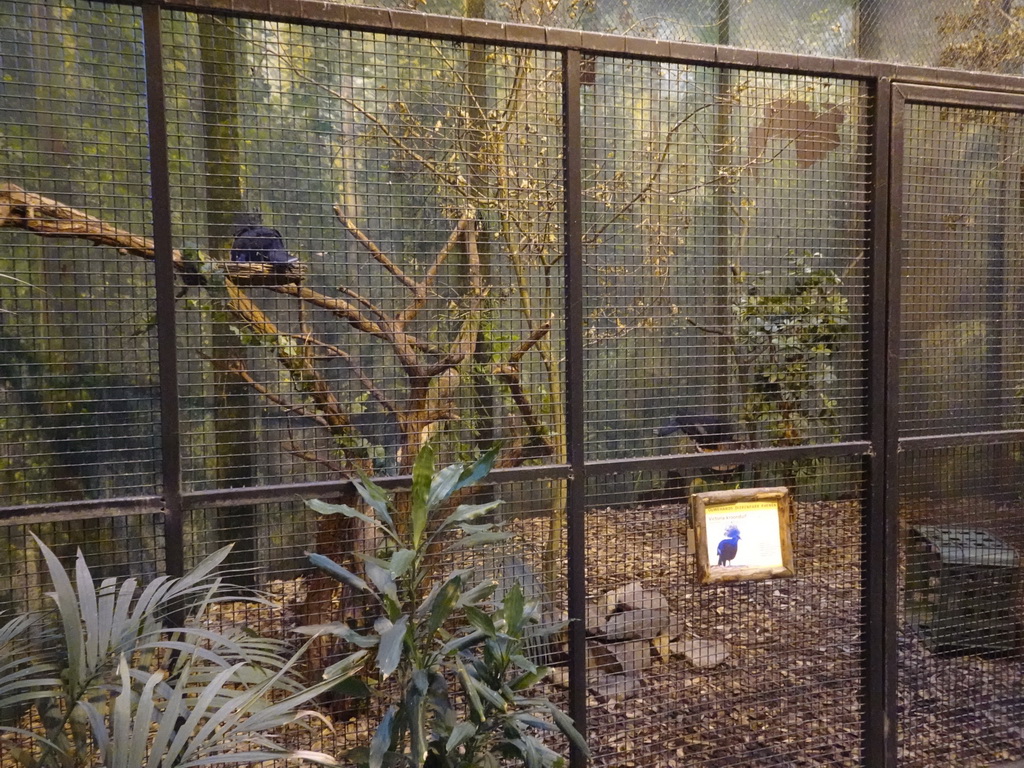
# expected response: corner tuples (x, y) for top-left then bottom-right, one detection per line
(606, 639), (652, 675)
(604, 607), (670, 640)
(663, 612), (687, 641)
(671, 637), (731, 668)
(589, 672), (641, 702)
(606, 580), (671, 615)
(586, 601), (606, 635)
(587, 643), (622, 673)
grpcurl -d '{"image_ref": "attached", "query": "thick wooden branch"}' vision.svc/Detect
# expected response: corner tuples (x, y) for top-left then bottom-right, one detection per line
(425, 217), (484, 377)
(493, 362), (554, 458)
(284, 331), (396, 416)
(225, 360), (332, 428)
(0, 183), (182, 265)
(509, 320), (551, 364)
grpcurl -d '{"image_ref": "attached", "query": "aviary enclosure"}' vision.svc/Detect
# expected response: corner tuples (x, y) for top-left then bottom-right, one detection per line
(1, 0), (1024, 765)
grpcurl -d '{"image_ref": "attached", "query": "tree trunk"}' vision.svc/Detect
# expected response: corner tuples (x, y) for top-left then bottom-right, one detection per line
(198, 15), (257, 581)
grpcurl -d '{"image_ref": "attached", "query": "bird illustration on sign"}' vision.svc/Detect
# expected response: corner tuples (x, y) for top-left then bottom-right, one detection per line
(717, 524), (741, 566)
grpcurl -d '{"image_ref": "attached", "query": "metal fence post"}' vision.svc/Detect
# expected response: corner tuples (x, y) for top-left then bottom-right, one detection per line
(562, 46), (588, 768)
(142, 1), (184, 578)
(864, 75), (898, 768)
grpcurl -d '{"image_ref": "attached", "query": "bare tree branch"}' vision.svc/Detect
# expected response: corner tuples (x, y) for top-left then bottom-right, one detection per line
(399, 210), (476, 329)
(283, 331), (396, 416)
(0, 183), (182, 265)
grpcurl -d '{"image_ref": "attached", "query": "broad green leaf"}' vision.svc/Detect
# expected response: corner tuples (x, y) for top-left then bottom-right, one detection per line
(547, 703), (590, 757)
(510, 735), (544, 768)
(512, 713), (557, 731)
(452, 444), (501, 494)
(364, 560), (398, 603)
(470, 676), (508, 712)
(456, 579), (498, 608)
(307, 552), (371, 593)
(510, 670), (545, 691)
(454, 522), (497, 534)
(448, 500), (502, 525)
(424, 577), (462, 636)
(464, 606), (497, 637)
(407, 669), (428, 765)
(410, 442), (436, 548)
(509, 653), (538, 675)
(426, 462), (463, 509)
(443, 531), (513, 553)
(441, 628), (487, 655)
(503, 581), (526, 630)
(388, 549), (416, 578)
(352, 476), (395, 533)
(446, 721), (477, 754)
(456, 659), (485, 722)
(369, 706), (397, 768)
(376, 615), (408, 678)
(307, 499), (396, 544)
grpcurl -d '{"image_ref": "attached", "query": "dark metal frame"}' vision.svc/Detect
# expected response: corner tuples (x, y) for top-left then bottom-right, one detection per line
(6, 2), (1024, 765)
(886, 81), (1024, 766)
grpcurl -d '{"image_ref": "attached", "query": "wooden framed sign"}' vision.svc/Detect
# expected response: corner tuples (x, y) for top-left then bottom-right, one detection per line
(692, 487), (795, 584)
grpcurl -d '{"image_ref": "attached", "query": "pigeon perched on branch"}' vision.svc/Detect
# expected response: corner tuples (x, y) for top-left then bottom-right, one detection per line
(230, 222), (297, 271)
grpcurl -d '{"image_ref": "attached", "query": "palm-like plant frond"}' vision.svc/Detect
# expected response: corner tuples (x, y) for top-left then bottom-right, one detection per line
(1, 537), (348, 768)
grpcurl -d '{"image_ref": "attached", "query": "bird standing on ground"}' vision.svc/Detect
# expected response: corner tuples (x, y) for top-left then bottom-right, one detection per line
(717, 525), (741, 566)
(654, 408), (743, 478)
(230, 223), (297, 271)
(655, 410), (737, 448)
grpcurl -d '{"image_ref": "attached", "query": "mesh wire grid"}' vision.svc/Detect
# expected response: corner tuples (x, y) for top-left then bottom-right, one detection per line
(897, 443), (1024, 767)
(583, 460), (866, 768)
(582, 57), (871, 463)
(0, 0), (158, 506)
(0, 511), (165, 617)
(899, 103), (1024, 438)
(3, 1), (1024, 766)
(162, 12), (566, 492)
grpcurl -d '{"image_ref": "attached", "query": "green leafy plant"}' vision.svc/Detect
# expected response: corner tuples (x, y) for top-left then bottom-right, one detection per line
(0, 536), (348, 768)
(734, 250), (849, 445)
(303, 443), (587, 768)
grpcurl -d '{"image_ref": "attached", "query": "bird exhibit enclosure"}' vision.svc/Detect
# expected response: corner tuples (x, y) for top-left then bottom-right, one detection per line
(2, 1), (1024, 767)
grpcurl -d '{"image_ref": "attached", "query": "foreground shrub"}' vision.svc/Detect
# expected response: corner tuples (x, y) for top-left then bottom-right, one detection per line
(304, 444), (587, 768)
(0, 538), (348, 768)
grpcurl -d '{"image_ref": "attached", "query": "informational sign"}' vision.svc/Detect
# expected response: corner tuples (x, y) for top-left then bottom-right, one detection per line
(692, 487), (795, 583)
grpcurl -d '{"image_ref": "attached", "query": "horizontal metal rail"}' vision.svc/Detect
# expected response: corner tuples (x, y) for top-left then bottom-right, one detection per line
(176, 463), (573, 509)
(1, 438), (880, 517)
(584, 440), (874, 477)
(899, 428), (1024, 451)
(0, 496), (165, 525)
